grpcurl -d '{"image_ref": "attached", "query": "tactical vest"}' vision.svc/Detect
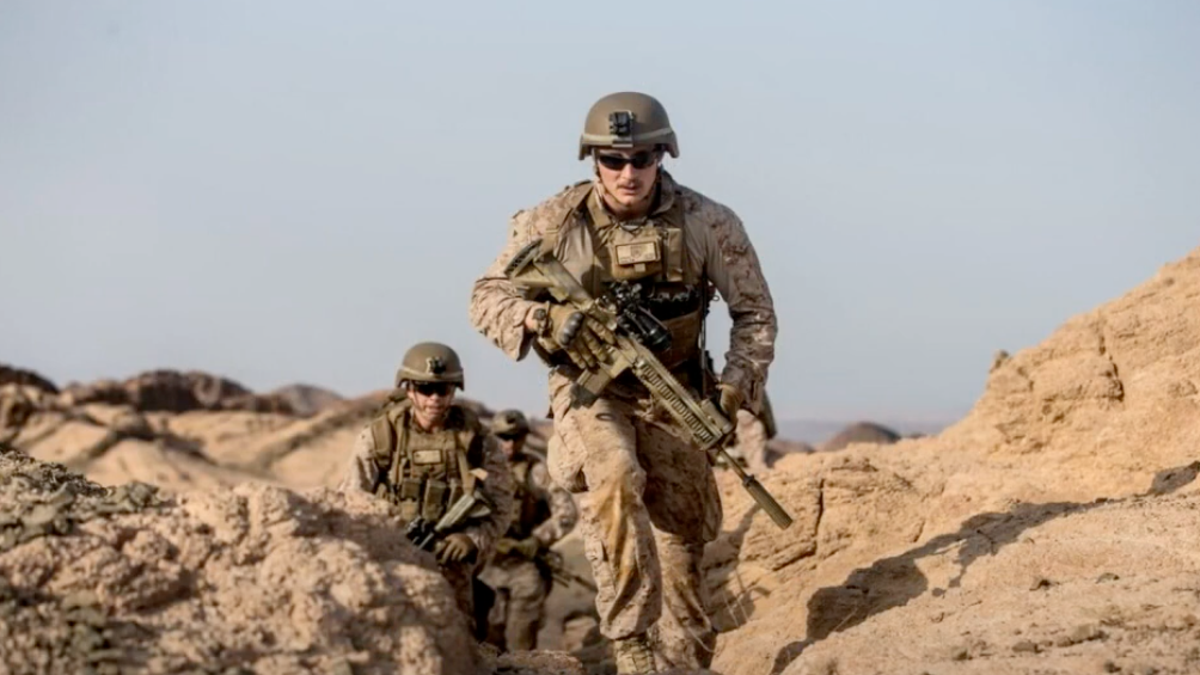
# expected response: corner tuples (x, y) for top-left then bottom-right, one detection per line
(506, 454), (552, 540)
(539, 179), (708, 372)
(368, 399), (484, 523)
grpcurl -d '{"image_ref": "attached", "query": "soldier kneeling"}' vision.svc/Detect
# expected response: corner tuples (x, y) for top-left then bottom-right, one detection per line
(339, 342), (514, 630)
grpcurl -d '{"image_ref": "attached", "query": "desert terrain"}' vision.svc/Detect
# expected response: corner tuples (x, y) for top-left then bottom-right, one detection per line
(2, 246), (1198, 674)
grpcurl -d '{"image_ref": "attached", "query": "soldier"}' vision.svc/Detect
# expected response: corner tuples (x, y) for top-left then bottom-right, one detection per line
(479, 409), (579, 652)
(469, 92), (777, 673)
(339, 342), (514, 627)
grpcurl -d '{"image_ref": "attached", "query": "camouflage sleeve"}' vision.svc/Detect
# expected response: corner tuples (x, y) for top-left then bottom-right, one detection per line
(701, 204), (778, 409)
(463, 433), (516, 559)
(530, 460), (578, 547)
(468, 209), (545, 361)
(337, 427), (379, 494)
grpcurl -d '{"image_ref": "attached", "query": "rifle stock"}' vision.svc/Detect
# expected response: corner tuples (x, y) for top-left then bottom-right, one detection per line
(505, 239), (793, 530)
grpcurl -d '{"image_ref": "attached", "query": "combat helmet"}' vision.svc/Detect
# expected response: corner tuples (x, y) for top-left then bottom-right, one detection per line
(395, 342), (465, 389)
(492, 409), (530, 437)
(578, 92), (679, 160)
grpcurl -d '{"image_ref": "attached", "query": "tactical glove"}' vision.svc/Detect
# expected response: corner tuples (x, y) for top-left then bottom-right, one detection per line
(547, 304), (615, 370)
(715, 383), (745, 419)
(436, 532), (477, 564)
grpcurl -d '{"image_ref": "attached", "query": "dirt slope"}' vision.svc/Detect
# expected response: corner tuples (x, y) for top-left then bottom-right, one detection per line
(708, 246), (1200, 675)
(0, 442), (478, 675)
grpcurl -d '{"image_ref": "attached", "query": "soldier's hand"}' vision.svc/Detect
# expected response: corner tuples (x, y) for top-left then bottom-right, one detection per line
(436, 533), (477, 564)
(547, 305), (614, 370)
(495, 537), (518, 555)
(715, 383), (745, 418)
(512, 536), (541, 560)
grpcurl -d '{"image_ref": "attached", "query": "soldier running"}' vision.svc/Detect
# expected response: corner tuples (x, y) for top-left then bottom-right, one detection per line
(469, 92), (777, 673)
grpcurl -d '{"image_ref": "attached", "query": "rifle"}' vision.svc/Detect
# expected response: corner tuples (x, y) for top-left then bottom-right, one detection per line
(503, 239), (793, 530)
(405, 487), (494, 552)
(541, 549), (598, 593)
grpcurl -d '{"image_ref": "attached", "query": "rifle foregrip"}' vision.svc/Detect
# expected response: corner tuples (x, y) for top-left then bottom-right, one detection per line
(631, 357), (728, 448)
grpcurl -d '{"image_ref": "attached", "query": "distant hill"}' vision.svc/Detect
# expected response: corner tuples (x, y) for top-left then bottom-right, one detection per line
(269, 384), (344, 417)
(775, 418), (951, 445)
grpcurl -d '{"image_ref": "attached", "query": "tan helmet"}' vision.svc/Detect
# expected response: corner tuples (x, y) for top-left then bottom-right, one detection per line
(395, 342), (465, 389)
(492, 409), (529, 437)
(578, 92), (679, 160)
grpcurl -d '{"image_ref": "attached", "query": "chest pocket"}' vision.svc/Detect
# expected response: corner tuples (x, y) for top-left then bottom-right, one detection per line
(604, 223), (686, 284)
(370, 407), (477, 523)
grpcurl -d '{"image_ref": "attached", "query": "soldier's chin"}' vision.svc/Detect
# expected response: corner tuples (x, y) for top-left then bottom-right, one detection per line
(613, 188), (645, 205)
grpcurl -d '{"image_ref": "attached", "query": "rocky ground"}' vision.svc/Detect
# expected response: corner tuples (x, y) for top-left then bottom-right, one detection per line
(2, 246), (1198, 674)
(703, 246), (1200, 675)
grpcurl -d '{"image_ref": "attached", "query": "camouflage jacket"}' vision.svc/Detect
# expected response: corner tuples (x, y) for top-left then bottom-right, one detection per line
(339, 411), (515, 563)
(506, 450), (578, 549)
(468, 172), (777, 409)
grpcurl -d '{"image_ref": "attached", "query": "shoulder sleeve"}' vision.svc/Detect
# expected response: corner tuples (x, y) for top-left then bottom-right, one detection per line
(468, 186), (585, 361)
(462, 432), (515, 561)
(693, 194), (778, 409)
(337, 426), (380, 494)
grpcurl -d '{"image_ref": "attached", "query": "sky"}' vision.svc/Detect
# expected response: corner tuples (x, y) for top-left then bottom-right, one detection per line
(1, 1), (1197, 424)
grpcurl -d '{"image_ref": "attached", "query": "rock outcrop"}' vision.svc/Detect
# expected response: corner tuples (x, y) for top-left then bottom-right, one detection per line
(0, 442), (478, 675)
(708, 247), (1200, 675)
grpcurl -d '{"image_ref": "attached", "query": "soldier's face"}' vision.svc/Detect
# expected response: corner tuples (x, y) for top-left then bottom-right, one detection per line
(497, 432), (526, 459)
(407, 382), (454, 427)
(595, 147), (660, 210)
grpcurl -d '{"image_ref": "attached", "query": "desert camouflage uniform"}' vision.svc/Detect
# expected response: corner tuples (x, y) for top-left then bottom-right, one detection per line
(469, 172), (776, 669)
(339, 400), (515, 621)
(480, 448), (578, 651)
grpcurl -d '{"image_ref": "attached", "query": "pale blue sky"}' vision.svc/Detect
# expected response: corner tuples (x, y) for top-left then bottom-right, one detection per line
(1, 1), (1197, 422)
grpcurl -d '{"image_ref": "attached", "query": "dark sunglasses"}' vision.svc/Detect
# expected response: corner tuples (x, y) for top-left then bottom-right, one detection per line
(411, 382), (455, 397)
(596, 150), (658, 171)
(496, 432), (527, 442)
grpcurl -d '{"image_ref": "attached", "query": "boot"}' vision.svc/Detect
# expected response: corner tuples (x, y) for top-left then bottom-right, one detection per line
(613, 634), (656, 674)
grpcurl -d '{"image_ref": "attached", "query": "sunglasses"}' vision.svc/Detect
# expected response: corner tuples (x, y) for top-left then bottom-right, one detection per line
(411, 382), (455, 397)
(596, 150), (658, 171)
(496, 432), (527, 442)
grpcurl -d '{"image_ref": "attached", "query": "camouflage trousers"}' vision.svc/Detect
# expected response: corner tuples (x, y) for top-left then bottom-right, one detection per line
(479, 555), (550, 651)
(546, 373), (722, 671)
(434, 557), (478, 631)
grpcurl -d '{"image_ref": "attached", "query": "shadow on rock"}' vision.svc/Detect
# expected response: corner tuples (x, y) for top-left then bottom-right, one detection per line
(707, 504), (771, 634)
(770, 461), (1200, 674)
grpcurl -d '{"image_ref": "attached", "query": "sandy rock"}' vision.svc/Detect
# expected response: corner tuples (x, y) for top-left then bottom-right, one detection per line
(709, 247), (1200, 675)
(59, 378), (131, 408)
(0, 364), (58, 394)
(0, 444), (477, 675)
(780, 494), (1200, 675)
(60, 371), (295, 416)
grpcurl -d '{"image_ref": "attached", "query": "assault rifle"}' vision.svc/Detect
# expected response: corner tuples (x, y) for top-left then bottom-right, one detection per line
(496, 537), (599, 592)
(405, 487), (494, 552)
(542, 549), (598, 593)
(503, 239), (793, 530)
